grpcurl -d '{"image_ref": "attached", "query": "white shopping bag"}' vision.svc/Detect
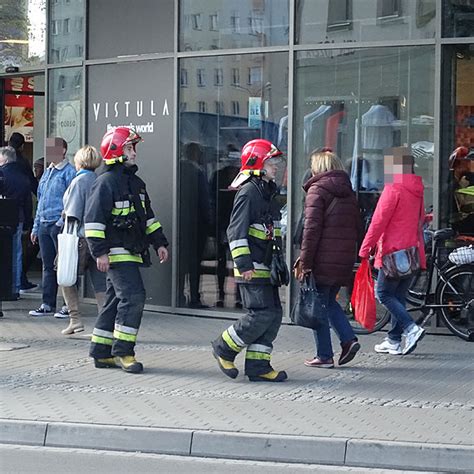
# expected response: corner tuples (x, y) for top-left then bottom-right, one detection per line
(57, 217), (79, 287)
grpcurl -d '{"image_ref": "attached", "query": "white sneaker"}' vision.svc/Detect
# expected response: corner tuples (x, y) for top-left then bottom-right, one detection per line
(54, 306), (69, 319)
(403, 325), (425, 355)
(374, 339), (402, 355)
(29, 304), (54, 317)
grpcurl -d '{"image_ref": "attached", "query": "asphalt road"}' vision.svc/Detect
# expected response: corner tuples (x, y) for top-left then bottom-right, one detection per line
(0, 445), (434, 474)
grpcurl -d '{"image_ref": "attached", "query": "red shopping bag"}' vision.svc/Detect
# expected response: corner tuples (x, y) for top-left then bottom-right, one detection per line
(351, 259), (376, 331)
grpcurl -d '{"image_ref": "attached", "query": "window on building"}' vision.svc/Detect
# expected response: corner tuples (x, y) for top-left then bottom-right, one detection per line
(180, 102), (188, 112)
(232, 68), (240, 86)
(75, 45), (83, 57)
(180, 68), (188, 86)
(231, 14), (241, 33)
(197, 68), (206, 87)
(51, 49), (60, 62)
(327, 0), (352, 30)
(215, 101), (225, 114)
(63, 18), (70, 34)
(74, 71), (81, 88)
(58, 75), (66, 90)
(248, 66), (262, 85)
(377, 0), (402, 19)
(75, 17), (83, 32)
(198, 101), (207, 113)
(192, 13), (202, 30)
(51, 20), (60, 35)
(214, 68), (223, 86)
(231, 101), (240, 115)
(60, 47), (69, 61)
(210, 14), (218, 31)
(249, 11), (264, 35)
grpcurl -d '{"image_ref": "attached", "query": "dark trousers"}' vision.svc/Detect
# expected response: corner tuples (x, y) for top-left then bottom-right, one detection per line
(89, 263), (146, 359)
(21, 236), (40, 287)
(213, 284), (283, 376)
(38, 222), (60, 308)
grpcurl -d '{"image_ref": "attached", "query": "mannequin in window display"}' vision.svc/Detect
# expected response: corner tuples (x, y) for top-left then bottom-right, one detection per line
(209, 146), (241, 308)
(178, 142), (212, 308)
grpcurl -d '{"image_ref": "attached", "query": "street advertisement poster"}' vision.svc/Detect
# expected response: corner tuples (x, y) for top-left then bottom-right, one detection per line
(87, 59), (174, 306)
(56, 100), (81, 159)
(4, 76), (34, 143)
(248, 97), (262, 128)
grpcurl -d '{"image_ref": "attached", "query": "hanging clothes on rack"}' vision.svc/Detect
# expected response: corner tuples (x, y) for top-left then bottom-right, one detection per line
(325, 108), (346, 151)
(303, 105), (332, 154)
(351, 104), (396, 191)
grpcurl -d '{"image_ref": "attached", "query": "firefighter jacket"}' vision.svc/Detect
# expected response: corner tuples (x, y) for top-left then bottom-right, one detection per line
(84, 163), (168, 265)
(227, 177), (282, 284)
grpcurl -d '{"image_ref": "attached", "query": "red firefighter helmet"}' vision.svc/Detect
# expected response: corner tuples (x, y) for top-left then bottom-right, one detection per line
(100, 126), (142, 164)
(230, 139), (283, 188)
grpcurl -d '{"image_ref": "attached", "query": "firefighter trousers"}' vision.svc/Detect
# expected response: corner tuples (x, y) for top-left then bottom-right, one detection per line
(212, 284), (283, 376)
(90, 263), (146, 359)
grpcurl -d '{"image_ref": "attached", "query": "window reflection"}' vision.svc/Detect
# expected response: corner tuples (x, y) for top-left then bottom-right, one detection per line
(49, 0), (84, 64)
(296, 0), (436, 44)
(0, 0), (46, 68)
(443, 0), (474, 37)
(293, 46), (435, 306)
(178, 53), (288, 310)
(179, 0), (289, 51)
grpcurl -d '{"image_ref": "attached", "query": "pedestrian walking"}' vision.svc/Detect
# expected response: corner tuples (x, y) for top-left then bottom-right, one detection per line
(59, 145), (106, 335)
(29, 138), (75, 317)
(212, 139), (289, 383)
(85, 127), (169, 373)
(294, 148), (362, 368)
(359, 147), (427, 356)
(0, 146), (31, 299)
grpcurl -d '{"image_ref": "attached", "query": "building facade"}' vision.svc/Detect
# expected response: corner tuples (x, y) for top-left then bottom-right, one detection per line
(1, 0), (473, 320)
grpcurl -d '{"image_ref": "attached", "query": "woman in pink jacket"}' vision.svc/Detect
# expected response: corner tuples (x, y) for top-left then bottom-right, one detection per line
(359, 148), (426, 356)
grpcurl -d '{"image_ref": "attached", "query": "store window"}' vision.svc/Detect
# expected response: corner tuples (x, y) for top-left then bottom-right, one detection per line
(179, 1), (289, 51)
(440, 44), (474, 233)
(293, 46), (435, 298)
(178, 53), (288, 311)
(296, 0), (436, 43)
(88, 0), (173, 60)
(49, 0), (84, 63)
(48, 67), (82, 161)
(443, 0), (474, 37)
(0, 0), (46, 69)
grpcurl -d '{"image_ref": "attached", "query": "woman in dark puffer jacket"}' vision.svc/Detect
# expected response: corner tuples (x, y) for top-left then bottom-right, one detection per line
(295, 149), (362, 368)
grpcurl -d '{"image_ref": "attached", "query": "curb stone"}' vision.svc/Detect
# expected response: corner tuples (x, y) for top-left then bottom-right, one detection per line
(1, 419), (472, 471)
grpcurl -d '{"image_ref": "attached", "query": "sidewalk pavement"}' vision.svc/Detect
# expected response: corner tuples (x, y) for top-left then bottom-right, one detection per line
(0, 296), (473, 472)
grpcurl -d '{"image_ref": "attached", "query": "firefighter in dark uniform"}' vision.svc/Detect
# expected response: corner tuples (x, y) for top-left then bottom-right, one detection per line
(85, 127), (169, 373)
(212, 139), (289, 382)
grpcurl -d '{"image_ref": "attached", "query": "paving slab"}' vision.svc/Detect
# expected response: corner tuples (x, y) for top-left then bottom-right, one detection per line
(0, 299), (472, 471)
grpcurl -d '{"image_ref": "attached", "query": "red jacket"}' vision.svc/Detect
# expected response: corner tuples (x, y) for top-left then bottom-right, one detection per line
(359, 174), (426, 269)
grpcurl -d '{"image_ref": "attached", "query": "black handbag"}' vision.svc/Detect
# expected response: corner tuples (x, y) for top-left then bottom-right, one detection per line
(270, 247), (290, 287)
(290, 274), (326, 329)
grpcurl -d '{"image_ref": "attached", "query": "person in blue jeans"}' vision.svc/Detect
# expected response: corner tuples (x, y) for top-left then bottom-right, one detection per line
(29, 138), (75, 317)
(295, 148), (363, 368)
(0, 146), (31, 298)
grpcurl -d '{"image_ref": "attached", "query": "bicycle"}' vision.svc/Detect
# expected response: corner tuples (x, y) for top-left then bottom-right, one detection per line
(340, 228), (474, 341)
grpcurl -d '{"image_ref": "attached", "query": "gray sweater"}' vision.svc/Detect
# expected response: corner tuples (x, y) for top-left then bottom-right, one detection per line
(63, 170), (97, 237)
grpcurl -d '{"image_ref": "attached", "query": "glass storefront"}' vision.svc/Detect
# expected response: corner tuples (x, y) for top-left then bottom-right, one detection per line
(0, 0), (46, 69)
(178, 53), (288, 310)
(1, 1), (472, 319)
(48, 67), (82, 161)
(179, 0), (289, 51)
(48, 0), (84, 63)
(296, 0), (436, 44)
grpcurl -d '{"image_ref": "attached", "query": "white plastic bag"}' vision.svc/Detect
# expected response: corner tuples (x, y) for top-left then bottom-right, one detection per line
(448, 245), (474, 266)
(57, 217), (79, 287)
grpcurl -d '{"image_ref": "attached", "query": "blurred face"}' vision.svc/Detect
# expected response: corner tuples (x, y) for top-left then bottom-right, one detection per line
(46, 137), (66, 165)
(122, 143), (137, 166)
(384, 151), (413, 183)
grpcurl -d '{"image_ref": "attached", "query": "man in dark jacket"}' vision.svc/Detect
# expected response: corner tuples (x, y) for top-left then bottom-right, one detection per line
(8, 132), (38, 291)
(212, 139), (289, 383)
(0, 146), (31, 298)
(85, 127), (169, 374)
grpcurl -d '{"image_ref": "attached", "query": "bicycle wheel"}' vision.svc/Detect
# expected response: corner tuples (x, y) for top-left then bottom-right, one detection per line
(406, 271), (428, 306)
(336, 269), (391, 335)
(435, 264), (474, 341)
